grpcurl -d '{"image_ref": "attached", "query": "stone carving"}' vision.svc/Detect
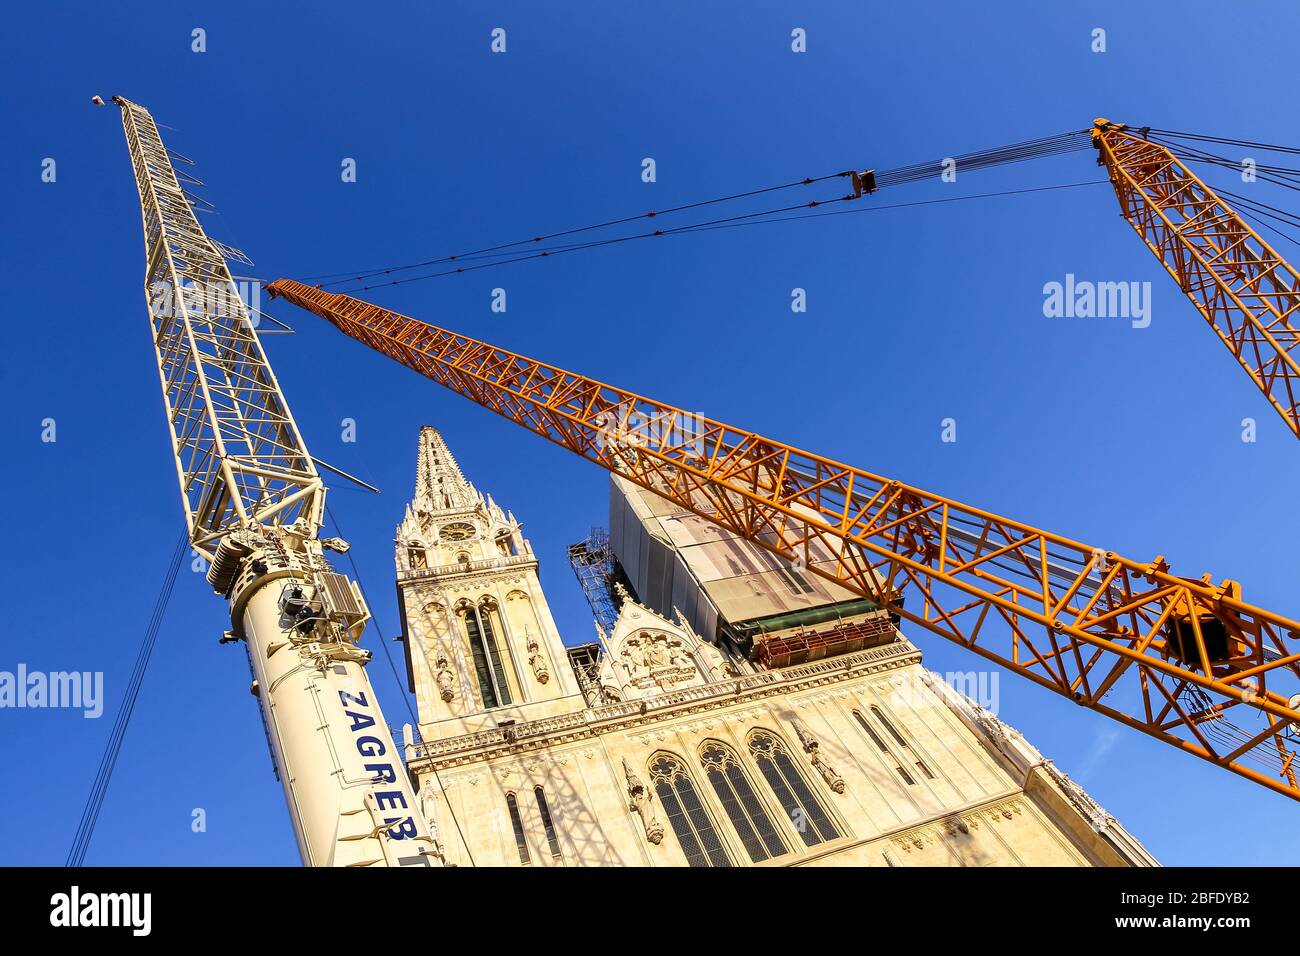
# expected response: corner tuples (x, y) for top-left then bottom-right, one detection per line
(526, 630), (550, 684)
(793, 719), (846, 794)
(623, 757), (664, 845)
(618, 631), (697, 690)
(435, 655), (456, 702)
(417, 783), (447, 863)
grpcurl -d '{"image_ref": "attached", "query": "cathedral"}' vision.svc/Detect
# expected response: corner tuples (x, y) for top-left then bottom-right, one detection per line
(394, 427), (1155, 867)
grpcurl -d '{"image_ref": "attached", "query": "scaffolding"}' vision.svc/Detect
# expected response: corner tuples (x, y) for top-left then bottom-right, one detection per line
(566, 528), (622, 634)
(564, 643), (610, 708)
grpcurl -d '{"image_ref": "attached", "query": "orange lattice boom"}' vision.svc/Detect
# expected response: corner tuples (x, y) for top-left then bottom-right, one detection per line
(1093, 120), (1300, 439)
(268, 278), (1300, 801)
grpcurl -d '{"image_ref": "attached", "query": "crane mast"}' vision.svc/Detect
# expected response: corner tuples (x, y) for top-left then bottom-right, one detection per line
(1093, 119), (1300, 439)
(114, 97), (435, 867)
(267, 278), (1300, 802)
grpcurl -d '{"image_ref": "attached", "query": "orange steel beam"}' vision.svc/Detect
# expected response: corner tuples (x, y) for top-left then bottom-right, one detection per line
(267, 278), (1300, 801)
(1093, 119), (1300, 439)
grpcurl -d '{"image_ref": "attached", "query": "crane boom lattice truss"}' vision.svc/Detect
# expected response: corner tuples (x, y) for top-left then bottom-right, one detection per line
(116, 96), (324, 558)
(268, 278), (1300, 801)
(1094, 120), (1300, 439)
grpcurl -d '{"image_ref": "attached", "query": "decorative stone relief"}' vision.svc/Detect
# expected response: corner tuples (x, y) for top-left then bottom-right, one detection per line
(618, 631), (698, 689)
(598, 590), (748, 700)
(792, 719), (846, 794)
(623, 757), (664, 845)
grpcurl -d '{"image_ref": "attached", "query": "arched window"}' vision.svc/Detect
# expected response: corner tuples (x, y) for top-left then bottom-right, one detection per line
(747, 730), (840, 847)
(699, 741), (787, 863)
(463, 604), (512, 708)
(871, 705), (934, 781)
(505, 792), (530, 865)
(534, 787), (562, 860)
(647, 753), (731, 867)
(853, 709), (915, 785)
(407, 546), (427, 570)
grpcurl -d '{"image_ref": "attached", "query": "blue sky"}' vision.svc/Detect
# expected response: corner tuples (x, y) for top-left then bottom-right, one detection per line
(2, 1), (1297, 866)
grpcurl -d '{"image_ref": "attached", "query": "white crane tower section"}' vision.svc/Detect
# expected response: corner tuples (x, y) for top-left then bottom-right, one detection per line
(113, 96), (436, 867)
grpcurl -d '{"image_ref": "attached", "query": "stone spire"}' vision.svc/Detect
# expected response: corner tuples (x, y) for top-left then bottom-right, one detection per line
(398, 425), (519, 557)
(413, 425), (478, 515)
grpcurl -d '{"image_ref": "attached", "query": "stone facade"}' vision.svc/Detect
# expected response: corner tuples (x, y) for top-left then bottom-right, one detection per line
(395, 427), (1155, 868)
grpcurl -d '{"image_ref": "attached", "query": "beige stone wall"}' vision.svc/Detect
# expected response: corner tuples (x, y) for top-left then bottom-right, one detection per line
(410, 643), (1149, 867)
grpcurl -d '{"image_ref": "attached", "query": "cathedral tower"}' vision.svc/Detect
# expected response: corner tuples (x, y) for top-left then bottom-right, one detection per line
(395, 427), (584, 738)
(398, 431), (1154, 868)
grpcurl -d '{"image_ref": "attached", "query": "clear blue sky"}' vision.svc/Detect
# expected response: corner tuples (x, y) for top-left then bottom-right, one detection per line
(2, 1), (1297, 866)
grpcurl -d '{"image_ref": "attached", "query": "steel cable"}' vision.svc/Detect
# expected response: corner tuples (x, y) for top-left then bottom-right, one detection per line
(66, 532), (187, 866)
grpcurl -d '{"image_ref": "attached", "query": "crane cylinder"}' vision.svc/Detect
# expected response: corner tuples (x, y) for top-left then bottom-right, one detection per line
(235, 556), (434, 867)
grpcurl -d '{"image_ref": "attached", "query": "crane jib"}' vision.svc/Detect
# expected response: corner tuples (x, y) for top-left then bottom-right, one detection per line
(268, 275), (1300, 804)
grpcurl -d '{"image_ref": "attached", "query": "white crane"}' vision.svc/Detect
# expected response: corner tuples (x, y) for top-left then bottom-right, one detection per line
(111, 95), (436, 867)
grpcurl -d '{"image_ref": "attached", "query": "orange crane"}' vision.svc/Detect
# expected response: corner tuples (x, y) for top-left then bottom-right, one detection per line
(267, 274), (1300, 803)
(1092, 120), (1300, 438)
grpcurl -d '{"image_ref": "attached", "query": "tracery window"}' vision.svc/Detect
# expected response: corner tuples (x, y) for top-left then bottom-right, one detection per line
(699, 741), (787, 863)
(407, 547), (427, 570)
(463, 604), (512, 708)
(534, 787), (562, 860)
(505, 792), (530, 865)
(747, 730), (840, 847)
(647, 753), (731, 867)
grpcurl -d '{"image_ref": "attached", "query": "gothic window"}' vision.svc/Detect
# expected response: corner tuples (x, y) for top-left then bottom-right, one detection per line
(534, 787), (562, 860)
(698, 741), (787, 863)
(747, 730), (840, 847)
(853, 709), (915, 785)
(505, 792), (530, 865)
(407, 546), (427, 570)
(871, 705), (934, 781)
(463, 606), (512, 708)
(647, 753), (731, 867)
